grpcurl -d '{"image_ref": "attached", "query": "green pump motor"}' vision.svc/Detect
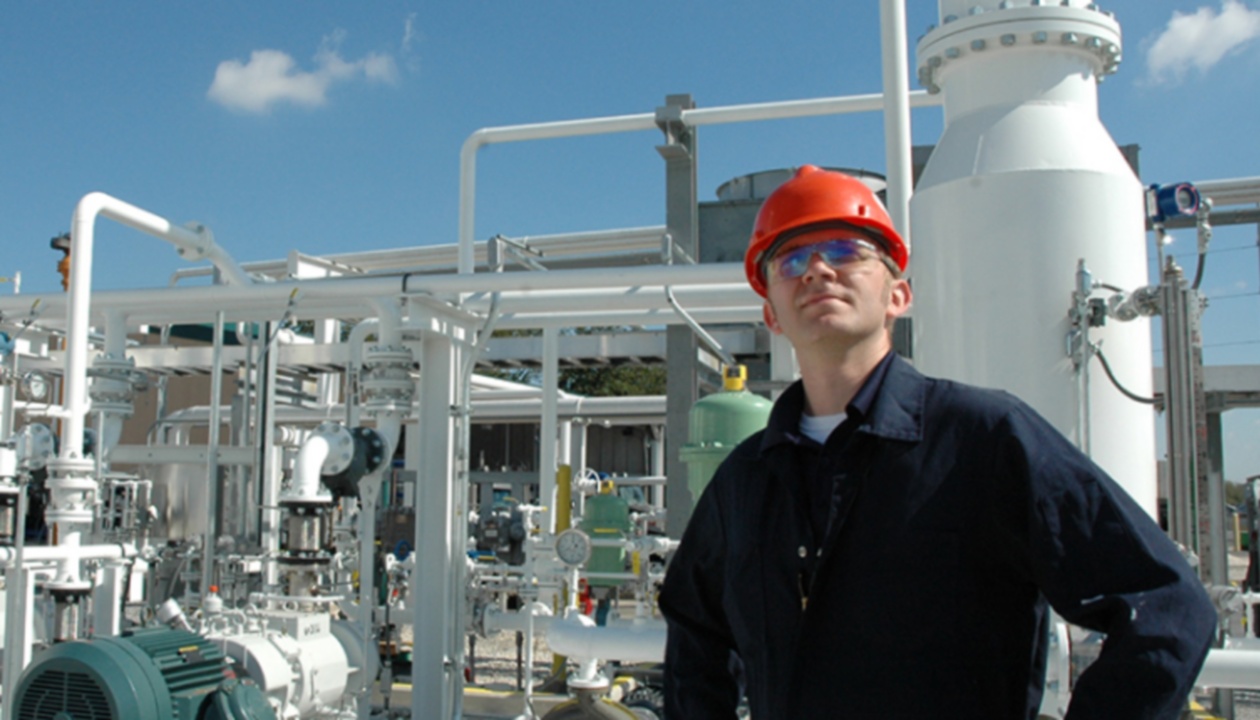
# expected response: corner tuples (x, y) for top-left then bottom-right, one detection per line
(679, 365), (772, 498)
(13, 626), (274, 720)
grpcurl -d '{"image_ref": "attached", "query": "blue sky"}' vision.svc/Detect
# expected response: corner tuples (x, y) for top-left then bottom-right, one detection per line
(2, 1), (1259, 477)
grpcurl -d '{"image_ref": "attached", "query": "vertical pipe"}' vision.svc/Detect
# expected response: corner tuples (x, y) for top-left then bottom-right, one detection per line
(559, 421), (572, 480)
(99, 311), (128, 454)
(1207, 412), (1228, 586)
(63, 200), (100, 460)
(412, 329), (458, 720)
(0, 346), (15, 441)
(540, 327), (560, 534)
(1, 479), (31, 720)
(650, 425), (666, 510)
(879, 0), (914, 240)
(458, 138), (480, 274)
(200, 311), (226, 601)
(257, 322), (281, 591)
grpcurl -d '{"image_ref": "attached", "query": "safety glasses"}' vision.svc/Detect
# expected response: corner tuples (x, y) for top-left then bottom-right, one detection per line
(764, 238), (892, 282)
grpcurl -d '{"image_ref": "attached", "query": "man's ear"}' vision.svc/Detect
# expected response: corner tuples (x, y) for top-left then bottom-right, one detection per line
(887, 278), (913, 320)
(763, 300), (782, 334)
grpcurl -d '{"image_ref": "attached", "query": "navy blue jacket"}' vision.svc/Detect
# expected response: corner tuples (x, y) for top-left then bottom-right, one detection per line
(660, 353), (1215, 719)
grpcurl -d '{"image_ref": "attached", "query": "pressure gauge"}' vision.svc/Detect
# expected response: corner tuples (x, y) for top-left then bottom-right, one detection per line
(20, 371), (48, 400)
(554, 528), (592, 568)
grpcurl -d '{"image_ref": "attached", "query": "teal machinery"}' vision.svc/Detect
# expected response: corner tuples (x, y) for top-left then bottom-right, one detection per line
(12, 627), (275, 720)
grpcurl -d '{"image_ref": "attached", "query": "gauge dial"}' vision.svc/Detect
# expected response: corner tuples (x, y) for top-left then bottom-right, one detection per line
(20, 371), (48, 400)
(554, 528), (592, 567)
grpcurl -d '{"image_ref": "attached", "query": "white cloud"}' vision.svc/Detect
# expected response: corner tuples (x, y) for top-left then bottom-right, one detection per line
(403, 13), (418, 53)
(208, 32), (399, 114)
(1146, 0), (1260, 83)
(401, 13), (422, 73)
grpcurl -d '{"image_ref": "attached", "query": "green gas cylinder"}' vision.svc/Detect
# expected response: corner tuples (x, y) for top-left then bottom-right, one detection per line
(580, 481), (633, 588)
(680, 365), (773, 498)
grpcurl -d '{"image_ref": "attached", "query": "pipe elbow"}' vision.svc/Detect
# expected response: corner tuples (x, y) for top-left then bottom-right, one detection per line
(290, 432), (335, 503)
(72, 191), (112, 225)
(461, 128), (493, 159)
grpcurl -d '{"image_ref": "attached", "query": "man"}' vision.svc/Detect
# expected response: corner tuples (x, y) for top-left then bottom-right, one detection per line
(659, 165), (1216, 718)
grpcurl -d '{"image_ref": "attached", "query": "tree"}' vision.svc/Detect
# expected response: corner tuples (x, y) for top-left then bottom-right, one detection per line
(480, 327), (667, 397)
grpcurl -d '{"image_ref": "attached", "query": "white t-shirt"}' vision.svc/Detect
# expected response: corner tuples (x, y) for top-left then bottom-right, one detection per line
(799, 411), (846, 445)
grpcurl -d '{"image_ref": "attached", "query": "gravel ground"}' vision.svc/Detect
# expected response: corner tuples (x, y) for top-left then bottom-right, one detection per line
(466, 627), (557, 692)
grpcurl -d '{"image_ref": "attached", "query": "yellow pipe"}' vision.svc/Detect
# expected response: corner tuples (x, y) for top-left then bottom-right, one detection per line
(556, 464), (573, 532)
(552, 464), (573, 676)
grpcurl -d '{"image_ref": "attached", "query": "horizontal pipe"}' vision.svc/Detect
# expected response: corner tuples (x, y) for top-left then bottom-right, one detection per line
(470, 396), (665, 421)
(168, 225), (670, 283)
(461, 284), (759, 318)
(481, 602), (554, 636)
(547, 612), (666, 663)
(1193, 176), (1260, 208)
(0, 542), (136, 564)
(1197, 648), (1260, 690)
(602, 475), (667, 487)
(494, 306), (764, 330)
(682, 89), (939, 127)
(153, 394), (666, 428)
(0, 263), (747, 327)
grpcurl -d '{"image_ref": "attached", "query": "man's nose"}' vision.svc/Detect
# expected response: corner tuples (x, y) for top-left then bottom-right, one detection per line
(801, 251), (837, 282)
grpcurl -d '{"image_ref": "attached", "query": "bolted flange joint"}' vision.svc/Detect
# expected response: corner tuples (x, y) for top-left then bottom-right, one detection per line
(361, 345), (415, 416)
(89, 353), (144, 418)
(45, 456), (98, 527)
(916, 2), (1121, 94)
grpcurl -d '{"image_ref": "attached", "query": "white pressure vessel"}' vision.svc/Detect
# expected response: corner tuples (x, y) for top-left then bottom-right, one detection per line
(910, 0), (1157, 515)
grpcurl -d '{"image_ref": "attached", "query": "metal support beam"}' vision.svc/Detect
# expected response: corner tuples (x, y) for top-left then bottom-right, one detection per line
(1161, 259), (1212, 578)
(657, 94), (702, 539)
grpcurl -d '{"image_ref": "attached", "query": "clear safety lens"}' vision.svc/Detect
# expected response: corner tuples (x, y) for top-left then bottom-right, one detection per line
(766, 238), (880, 281)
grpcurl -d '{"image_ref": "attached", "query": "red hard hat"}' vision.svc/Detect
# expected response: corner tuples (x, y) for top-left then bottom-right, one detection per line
(743, 165), (908, 298)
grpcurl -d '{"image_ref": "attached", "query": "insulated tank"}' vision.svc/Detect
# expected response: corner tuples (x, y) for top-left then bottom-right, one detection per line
(910, 0), (1157, 514)
(680, 366), (773, 498)
(581, 482), (633, 587)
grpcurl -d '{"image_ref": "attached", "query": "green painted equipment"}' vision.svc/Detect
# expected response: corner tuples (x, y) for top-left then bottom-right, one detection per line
(580, 482), (633, 588)
(13, 626), (274, 720)
(679, 365), (772, 498)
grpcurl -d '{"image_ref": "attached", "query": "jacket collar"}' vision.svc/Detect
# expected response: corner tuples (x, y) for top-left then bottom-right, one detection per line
(760, 351), (926, 453)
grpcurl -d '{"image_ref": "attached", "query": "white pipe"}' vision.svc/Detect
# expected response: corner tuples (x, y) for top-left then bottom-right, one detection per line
(880, 0), (914, 241)
(546, 612), (667, 664)
(460, 114), (658, 272)
(1197, 649), (1260, 690)
(356, 298), (406, 720)
(459, 93), (941, 273)
(346, 317), (380, 429)
(0, 263), (747, 326)
(99, 310), (128, 454)
(482, 602), (554, 635)
(495, 306), (764, 330)
(61, 192), (249, 460)
(156, 393), (667, 427)
(472, 396), (666, 422)
(541, 327), (559, 534)
(1192, 176), (1260, 207)
(290, 433), (334, 502)
(370, 297), (402, 341)
(0, 542), (136, 564)
(168, 225), (672, 284)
